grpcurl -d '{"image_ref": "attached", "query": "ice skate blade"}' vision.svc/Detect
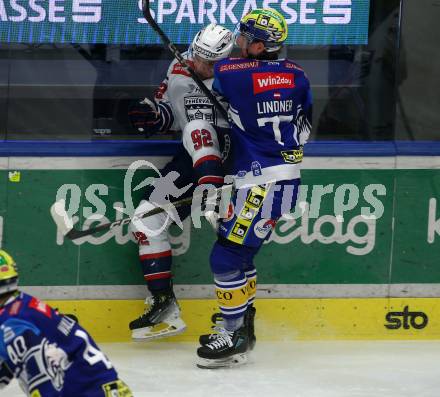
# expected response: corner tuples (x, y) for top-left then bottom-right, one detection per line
(131, 319), (187, 341)
(196, 353), (248, 369)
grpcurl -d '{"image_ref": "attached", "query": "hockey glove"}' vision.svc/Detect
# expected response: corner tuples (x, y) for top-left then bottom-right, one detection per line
(201, 185), (233, 231)
(0, 361), (13, 389)
(201, 188), (222, 230)
(128, 98), (173, 136)
(296, 104), (312, 146)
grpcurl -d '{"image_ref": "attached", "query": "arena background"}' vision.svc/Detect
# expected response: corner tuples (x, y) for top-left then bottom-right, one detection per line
(0, 0), (439, 342)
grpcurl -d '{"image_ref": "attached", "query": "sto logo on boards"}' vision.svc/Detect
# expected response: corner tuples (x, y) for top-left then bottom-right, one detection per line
(385, 306), (428, 330)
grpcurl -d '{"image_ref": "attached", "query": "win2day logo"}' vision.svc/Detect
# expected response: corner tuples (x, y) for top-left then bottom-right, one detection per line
(252, 72), (294, 94)
(385, 306), (429, 330)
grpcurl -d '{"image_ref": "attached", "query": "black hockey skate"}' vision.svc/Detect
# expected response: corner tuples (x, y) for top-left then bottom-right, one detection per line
(246, 306), (257, 350)
(199, 306), (256, 350)
(197, 325), (249, 369)
(129, 291), (186, 341)
(198, 328), (222, 346)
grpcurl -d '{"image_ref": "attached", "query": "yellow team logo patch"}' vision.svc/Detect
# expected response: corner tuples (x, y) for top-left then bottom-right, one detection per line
(102, 380), (133, 397)
(30, 390), (42, 397)
(230, 221), (249, 242)
(256, 14), (272, 29)
(8, 171), (21, 182)
(227, 185), (269, 245)
(240, 205), (256, 221)
(246, 187), (267, 208)
(281, 148), (303, 164)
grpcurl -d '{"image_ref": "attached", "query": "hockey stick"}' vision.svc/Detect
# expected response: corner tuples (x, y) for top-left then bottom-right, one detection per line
(50, 196), (193, 241)
(142, 0), (229, 122)
(50, 185), (233, 241)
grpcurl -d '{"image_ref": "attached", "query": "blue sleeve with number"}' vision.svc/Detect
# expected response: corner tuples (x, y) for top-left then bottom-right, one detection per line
(213, 58), (312, 182)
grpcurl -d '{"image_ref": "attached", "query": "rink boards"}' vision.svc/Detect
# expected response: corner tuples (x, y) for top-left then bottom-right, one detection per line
(44, 297), (440, 342)
(1, 154), (440, 341)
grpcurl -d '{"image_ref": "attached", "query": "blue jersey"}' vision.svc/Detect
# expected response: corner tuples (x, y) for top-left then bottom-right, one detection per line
(0, 292), (129, 397)
(213, 58), (312, 188)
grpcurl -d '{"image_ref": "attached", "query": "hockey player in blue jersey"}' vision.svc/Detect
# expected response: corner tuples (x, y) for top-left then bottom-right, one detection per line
(0, 250), (132, 396)
(181, 8), (312, 368)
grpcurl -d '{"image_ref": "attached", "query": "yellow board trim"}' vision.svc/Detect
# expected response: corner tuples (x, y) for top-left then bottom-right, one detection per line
(47, 298), (440, 342)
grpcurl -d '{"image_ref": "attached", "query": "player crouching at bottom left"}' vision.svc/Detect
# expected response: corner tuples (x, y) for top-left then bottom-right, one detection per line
(0, 250), (132, 397)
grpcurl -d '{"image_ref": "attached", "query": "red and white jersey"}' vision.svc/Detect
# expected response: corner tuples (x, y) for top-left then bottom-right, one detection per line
(154, 53), (229, 132)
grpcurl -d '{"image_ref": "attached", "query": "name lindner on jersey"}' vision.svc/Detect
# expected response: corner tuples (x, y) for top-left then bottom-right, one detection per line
(213, 57), (312, 187)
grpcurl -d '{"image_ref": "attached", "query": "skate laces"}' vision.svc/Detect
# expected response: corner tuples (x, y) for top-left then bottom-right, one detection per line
(207, 328), (234, 350)
(139, 296), (159, 319)
(144, 296), (154, 306)
(206, 326), (223, 341)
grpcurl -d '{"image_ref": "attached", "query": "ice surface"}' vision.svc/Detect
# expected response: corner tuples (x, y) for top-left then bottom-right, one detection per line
(7, 341), (440, 396)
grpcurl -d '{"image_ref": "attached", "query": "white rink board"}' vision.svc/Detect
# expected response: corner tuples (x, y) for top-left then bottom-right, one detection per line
(7, 341), (440, 397)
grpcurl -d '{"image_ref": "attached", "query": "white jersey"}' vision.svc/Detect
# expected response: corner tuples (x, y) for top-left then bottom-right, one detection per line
(154, 54), (229, 132)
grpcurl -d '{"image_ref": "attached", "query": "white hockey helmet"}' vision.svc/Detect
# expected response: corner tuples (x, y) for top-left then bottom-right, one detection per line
(190, 24), (234, 62)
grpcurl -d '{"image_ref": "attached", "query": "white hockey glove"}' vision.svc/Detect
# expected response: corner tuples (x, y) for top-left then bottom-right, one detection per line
(201, 185), (233, 231)
(296, 104), (312, 146)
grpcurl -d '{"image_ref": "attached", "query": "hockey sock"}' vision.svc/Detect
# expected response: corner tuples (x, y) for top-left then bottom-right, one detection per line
(194, 155), (224, 187)
(214, 270), (248, 332)
(224, 316), (244, 331)
(244, 266), (257, 307)
(140, 254), (173, 292)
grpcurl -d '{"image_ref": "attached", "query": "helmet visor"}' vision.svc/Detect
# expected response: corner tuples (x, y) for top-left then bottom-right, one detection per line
(234, 23), (250, 49)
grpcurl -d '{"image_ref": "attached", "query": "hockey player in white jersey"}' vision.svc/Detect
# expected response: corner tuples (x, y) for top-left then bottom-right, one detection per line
(127, 24), (234, 341)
